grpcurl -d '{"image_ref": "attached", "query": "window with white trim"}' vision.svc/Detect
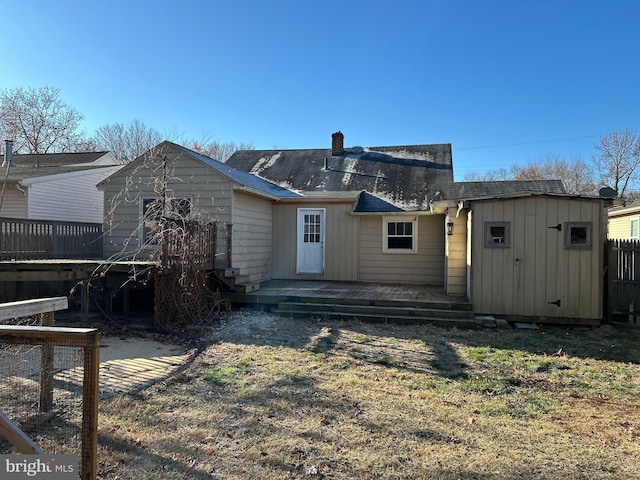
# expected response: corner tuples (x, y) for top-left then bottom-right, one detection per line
(140, 197), (192, 247)
(631, 218), (639, 239)
(383, 217), (418, 253)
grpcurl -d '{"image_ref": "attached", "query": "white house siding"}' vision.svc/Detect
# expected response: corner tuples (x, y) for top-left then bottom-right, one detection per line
(231, 191), (273, 283)
(359, 215), (445, 285)
(272, 202), (359, 281)
(471, 196), (603, 320)
(26, 168), (120, 223)
(0, 188), (27, 218)
(101, 146), (232, 261)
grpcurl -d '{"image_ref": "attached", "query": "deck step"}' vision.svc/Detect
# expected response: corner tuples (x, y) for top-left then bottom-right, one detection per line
(274, 302), (486, 327)
(277, 302), (476, 320)
(236, 282), (261, 293)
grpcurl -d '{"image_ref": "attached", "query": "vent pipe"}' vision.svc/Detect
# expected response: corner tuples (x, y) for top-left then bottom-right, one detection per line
(2, 140), (13, 167)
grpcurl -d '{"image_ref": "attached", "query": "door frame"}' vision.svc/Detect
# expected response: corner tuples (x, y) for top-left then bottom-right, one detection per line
(296, 208), (325, 274)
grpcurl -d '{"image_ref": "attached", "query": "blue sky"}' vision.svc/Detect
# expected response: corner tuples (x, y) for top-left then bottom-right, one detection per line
(0, 0), (638, 180)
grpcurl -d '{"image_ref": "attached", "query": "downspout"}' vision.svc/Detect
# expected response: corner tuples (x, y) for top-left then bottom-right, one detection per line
(0, 140), (14, 213)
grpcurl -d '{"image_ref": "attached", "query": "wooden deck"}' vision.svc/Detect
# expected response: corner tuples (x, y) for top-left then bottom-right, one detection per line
(222, 279), (470, 308)
(0, 259), (157, 282)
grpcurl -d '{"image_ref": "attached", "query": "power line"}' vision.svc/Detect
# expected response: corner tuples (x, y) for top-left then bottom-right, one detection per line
(454, 134), (606, 152)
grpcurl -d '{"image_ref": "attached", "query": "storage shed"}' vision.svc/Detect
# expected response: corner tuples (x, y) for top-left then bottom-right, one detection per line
(468, 193), (607, 324)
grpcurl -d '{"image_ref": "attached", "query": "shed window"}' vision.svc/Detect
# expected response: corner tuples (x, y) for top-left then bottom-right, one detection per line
(140, 197), (192, 247)
(383, 217), (417, 253)
(484, 222), (510, 248)
(631, 218), (639, 239)
(565, 222), (591, 249)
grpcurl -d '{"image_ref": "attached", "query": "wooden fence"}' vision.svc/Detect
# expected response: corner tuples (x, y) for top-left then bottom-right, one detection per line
(159, 218), (217, 270)
(0, 217), (103, 260)
(0, 297), (99, 480)
(606, 239), (640, 322)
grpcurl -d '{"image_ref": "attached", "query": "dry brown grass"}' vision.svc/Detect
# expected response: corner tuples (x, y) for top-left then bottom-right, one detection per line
(97, 312), (640, 479)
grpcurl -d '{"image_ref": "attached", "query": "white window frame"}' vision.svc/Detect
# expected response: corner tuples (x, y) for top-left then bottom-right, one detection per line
(631, 217), (639, 239)
(382, 216), (418, 254)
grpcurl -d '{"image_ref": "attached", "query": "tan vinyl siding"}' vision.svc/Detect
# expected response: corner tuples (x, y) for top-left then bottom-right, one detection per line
(231, 191), (272, 283)
(359, 215), (445, 285)
(101, 145), (232, 260)
(0, 188), (27, 218)
(471, 196), (603, 320)
(272, 202), (358, 281)
(608, 214), (638, 239)
(445, 208), (468, 296)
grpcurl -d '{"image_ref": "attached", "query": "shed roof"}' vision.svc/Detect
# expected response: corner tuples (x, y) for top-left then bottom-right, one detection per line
(441, 180), (567, 200)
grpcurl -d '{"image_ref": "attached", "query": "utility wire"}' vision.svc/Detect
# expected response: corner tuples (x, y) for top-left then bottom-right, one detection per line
(455, 134), (605, 152)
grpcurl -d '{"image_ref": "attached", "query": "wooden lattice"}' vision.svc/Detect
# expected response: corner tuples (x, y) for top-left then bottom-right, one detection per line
(151, 218), (228, 330)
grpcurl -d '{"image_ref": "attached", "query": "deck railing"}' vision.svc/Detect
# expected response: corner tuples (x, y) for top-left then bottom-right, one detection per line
(0, 217), (103, 260)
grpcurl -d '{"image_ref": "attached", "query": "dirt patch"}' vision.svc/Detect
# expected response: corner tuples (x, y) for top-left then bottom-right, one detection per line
(98, 336), (194, 397)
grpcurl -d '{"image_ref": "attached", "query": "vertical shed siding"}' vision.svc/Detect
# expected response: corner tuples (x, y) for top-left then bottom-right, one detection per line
(102, 146), (232, 260)
(272, 202), (358, 281)
(0, 189), (27, 218)
(472, 196), (603, 320)
(231, 191), (272, 282)
(359, 215), (445, 284)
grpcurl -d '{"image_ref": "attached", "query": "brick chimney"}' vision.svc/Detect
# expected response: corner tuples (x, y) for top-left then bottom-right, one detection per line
(331, 131), (344, 155)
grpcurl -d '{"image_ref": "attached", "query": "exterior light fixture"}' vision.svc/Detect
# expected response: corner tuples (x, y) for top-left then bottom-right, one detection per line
(447, 221), (454, 236)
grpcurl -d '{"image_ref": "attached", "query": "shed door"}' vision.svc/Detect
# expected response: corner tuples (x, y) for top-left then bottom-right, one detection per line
(297, 209), (325, 274)
(473, 197), (600, 320)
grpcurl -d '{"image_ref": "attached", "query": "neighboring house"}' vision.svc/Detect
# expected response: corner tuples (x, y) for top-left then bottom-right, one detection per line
(0, 151), (121, 223)
(607, 200), (640, 240)
(101, 134), (609, 323)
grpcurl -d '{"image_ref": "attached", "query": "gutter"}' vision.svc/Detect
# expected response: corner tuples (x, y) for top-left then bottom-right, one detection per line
(234, 185), (291, 202)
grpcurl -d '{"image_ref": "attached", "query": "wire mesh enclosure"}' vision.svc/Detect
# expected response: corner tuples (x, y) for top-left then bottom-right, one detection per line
(0, 298), (99, 480)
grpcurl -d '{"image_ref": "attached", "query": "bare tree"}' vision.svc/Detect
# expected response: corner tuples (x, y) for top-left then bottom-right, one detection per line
(0, 86), (88, 153)
(185, 134), (254, 162)
(93, 119), (163, 164)
(462, 168), (513, 182)
(512, 155), (597, 195)
(99, 145), (230, 330)
(593, 129), (640, 197)
(463, 156), (597, 195)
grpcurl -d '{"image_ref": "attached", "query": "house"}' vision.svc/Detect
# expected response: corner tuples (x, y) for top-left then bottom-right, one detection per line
(98, 141), (301, 274)
(0, 146), (121, 223)
(607, 200), (640, 240)
(101, 134), (609, 324)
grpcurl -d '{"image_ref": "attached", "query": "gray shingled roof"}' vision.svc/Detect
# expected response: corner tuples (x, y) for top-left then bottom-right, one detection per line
(441, 180), (567, 200)
(170, 142), (301, 199)
(0, 152), (114, 183)
(227, 144), (454, 211)
(1, 151), (110, 167)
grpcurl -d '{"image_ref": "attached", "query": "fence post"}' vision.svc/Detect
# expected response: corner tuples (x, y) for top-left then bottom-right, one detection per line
(81, 331), (100, 480)
(39, 311), (54, 412)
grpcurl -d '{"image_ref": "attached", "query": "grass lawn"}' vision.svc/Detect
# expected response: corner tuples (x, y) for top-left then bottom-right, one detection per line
(97, 312), (640, 479)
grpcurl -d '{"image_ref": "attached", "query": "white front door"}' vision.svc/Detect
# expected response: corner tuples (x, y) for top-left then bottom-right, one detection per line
(297, 208), (325, 274)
